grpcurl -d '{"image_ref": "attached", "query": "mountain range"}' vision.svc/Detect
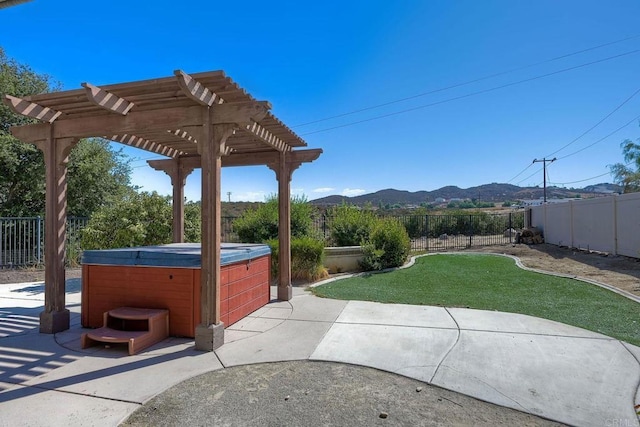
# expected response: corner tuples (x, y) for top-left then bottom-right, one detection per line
(310, 183), (622, 206)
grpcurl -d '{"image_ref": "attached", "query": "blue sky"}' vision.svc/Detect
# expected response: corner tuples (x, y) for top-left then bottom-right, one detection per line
(3, 1), (640, 201)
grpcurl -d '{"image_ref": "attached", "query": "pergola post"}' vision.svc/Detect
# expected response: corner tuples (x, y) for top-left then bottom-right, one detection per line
(194, 111), (234, 351)
(35, 131), (77, 333)
(269, 153), (302, 301)
(148, 158), (195, 243)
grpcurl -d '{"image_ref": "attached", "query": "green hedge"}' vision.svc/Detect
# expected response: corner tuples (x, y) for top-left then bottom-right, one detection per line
(267, 237), (328, 282)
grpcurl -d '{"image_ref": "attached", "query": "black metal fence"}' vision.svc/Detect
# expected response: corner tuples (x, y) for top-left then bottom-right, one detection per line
(0, 217), (88, 268)
(221, 217), (238, 243)
(1, 211), (523, 268)
(312, 211), (525, 252)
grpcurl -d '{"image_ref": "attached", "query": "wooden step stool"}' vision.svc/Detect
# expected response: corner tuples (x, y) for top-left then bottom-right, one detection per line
(81, 307), (169, 355)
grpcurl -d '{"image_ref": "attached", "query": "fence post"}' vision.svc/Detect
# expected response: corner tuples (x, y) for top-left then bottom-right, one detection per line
(426, 215), (430, 252)
(37, 216), (42, 265)
(468, 215), (472, 248)
(611, 195), (618, 255)
(508, 213), (513, 244)
(322, 214), (327, 240)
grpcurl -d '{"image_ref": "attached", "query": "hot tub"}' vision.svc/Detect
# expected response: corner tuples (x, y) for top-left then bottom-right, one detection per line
(81, 243), (271, 338)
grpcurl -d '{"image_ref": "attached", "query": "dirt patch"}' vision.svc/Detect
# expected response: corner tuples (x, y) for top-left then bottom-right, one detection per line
(465, 243), (640, 297)
(122, 361), (563, 427)
(0, 268), (82, 285)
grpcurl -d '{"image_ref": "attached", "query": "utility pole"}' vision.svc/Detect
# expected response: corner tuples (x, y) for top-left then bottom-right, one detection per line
(532, 157), (556, 203)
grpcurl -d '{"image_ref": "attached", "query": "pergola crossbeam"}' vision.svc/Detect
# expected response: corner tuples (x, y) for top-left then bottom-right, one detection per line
(147, 149), (322, 169)
(3, 94), (62, 123)
(82, 82), (135, 115)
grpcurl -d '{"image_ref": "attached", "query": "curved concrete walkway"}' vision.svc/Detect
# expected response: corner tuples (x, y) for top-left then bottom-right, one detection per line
(0, 277), (639, 426)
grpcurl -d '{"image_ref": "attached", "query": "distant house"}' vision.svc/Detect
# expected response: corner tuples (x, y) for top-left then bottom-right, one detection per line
(520, 199), (544, 207)
(519, 198), (582, 208)
(435, 197), (446, 203)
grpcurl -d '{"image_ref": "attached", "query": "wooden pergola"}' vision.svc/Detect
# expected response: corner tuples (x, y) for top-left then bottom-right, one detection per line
(3, 70), (321, 350)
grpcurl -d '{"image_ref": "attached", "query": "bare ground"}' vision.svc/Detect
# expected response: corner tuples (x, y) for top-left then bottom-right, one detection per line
(0, 267), (82, 285)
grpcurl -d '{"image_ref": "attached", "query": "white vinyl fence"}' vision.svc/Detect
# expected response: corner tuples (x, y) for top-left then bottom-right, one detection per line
(528, 192), (640, 258)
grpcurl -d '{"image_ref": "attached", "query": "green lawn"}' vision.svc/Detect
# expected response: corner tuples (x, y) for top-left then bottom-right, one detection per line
(312, 254), (640, 346)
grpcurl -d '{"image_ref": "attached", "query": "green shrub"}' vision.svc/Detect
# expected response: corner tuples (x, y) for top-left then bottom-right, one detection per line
(81, 191), (172, 249)
(234, 203), (278, 243)
(291, 237), (328, 281)
(183, 201), (202, 243)
(360, 244), (385, 271)
(234, 195), (314, 243)
(266, 238), (279, 279)
(328, 204), (377, 246)
(267, 237), (328, 282)
(66, 234), (83, 267)
(403, 215), (426, 238)
(360, 217), (410, 271)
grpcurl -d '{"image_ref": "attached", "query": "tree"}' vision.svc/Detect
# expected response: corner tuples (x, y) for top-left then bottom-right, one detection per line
(184, 201), (202, 243)
(0, 47), (54, 217)
(0, 136), (133, 217)
(609, 139), (640, 193)
(233, 195), (315, 243)
(66, 138), (132, 217)
(1, 48), (133, 217)
(0, 47), (58, 133)
(81, 191), (173, 249)
(0, 134), (45, 216)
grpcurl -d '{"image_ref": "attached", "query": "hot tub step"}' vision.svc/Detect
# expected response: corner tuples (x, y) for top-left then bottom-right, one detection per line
(81, 307), (169, 355)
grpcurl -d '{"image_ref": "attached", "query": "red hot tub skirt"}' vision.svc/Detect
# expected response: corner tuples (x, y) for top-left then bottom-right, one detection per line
(81, 243), (271, 338)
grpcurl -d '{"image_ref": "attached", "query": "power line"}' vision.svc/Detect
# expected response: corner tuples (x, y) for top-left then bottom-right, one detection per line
(548, 160), (634, 186)
(130, 156), (164, 164)
(548, 170), (612, 185)
(510, 114), (639, 187)
(545, 86), (640, 158)
(507, 86), (640, 184)
(294, 34), (640, 128)
(131, 158), (165, 169)
(301, 49), (640, 136)
(515, 166), (544, 186)
(557, 112), (640, 160)
(506, 163), (534, 184)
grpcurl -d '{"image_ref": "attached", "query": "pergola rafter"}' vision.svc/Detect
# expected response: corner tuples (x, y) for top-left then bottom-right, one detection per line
(82, 82), (135, 115)
(4, 94), (62, 123)
(174, 70), (288, 152)
(106, 134), (183, 158)
(174, 69), (224, 107)
(3, 69), (322, 352)
(244, 121), (291, 152)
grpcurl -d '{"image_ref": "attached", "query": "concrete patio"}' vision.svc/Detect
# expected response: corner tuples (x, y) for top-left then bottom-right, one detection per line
(0, 279), (638, 426)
